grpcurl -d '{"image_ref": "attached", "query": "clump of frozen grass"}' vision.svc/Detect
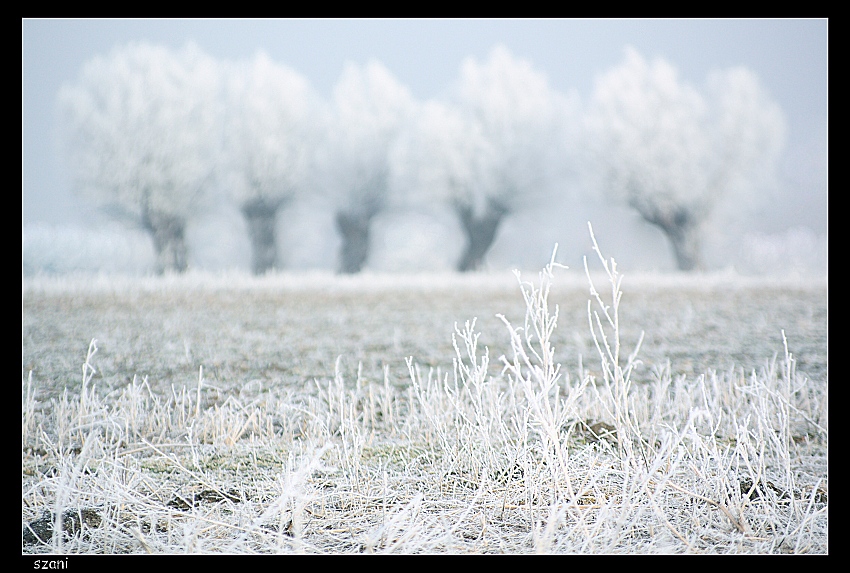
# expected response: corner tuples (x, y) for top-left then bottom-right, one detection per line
(23, 342), (337, 553)
(405, 223), (826, 553)
(496, 244), (591, 506)
(581, 223), (646, 457)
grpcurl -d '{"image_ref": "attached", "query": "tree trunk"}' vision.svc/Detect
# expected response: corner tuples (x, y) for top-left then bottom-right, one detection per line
(241, 198), (283, 275)
(456, 200), (509, 272)
(641, 206), (704, 271)
(142, 210), (188, 275)
(336, 211), (373, 274)
(666, 225), (703, 271)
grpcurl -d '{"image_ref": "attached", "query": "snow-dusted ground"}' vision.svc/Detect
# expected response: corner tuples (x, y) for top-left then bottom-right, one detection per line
(23, 268), (827, 392)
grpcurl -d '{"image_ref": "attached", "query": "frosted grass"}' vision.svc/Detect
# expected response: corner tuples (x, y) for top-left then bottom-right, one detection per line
(22, 229), (827, 554)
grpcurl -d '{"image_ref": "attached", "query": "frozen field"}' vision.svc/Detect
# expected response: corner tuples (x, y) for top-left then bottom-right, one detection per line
(22, 270), (827, 397)
(22, 267), (828, 554)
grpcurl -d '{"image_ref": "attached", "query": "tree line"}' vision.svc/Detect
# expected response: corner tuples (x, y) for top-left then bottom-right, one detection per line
(56, 43), (785, 275)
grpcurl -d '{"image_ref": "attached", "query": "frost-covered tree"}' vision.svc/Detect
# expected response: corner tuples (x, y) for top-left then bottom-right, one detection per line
(56, 42), (220, 274)
(390, 99), (494, 268)
(220, 52), (320, 274)
(320, 61), (417, 273)
(588, 47), (786, 271)
(394, 46), (574, 271)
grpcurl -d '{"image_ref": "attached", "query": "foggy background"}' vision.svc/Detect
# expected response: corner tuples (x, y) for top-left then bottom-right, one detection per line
(22, 18), (827, 276)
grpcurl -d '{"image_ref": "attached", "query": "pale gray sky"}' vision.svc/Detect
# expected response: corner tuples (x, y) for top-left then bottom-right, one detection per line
(22, 18), (827, 234)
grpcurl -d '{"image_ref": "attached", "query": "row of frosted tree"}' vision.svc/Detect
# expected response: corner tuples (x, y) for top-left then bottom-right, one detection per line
(56, 43), (786, 274)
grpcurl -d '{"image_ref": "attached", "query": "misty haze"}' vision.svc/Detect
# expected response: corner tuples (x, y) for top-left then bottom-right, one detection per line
(22, 23), (826, 277)
(22, 20), (827, 556)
